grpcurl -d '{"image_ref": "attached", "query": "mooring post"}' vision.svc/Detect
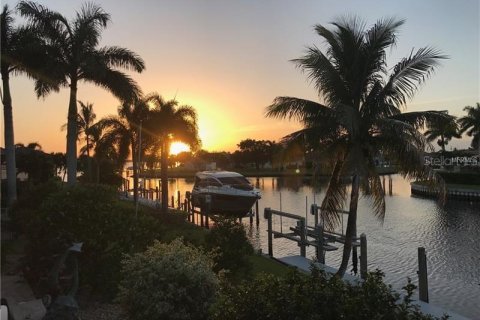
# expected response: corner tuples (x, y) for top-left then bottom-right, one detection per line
(264, 208), (273, 257)
(186, 192), (191, 222)
(360, 233), (367, 279)
(177, 190), (181, 208)
(298, 219), (306, 258)
(418, 247), (429, 303)
(315, 223), (324, 264)
(171, 195), (174, 208)
(311, 204), (319, 227)
(204, 195), (211, 229)
(255, 200), (260, 225)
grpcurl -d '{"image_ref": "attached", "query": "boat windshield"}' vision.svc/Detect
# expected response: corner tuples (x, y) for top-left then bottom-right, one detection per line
(195, 177), (222, 188)
(217, 176), (253, 190)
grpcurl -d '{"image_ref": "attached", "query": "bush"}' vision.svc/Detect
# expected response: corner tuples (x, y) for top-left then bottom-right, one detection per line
(118, 238), (218, 320)
(205, 217), (253, 278)
(210, 267), (447, 320)
(16, 184), (162, 298)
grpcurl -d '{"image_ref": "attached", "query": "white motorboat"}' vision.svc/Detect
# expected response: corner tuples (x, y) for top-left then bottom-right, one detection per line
(191, 171), (261, 217)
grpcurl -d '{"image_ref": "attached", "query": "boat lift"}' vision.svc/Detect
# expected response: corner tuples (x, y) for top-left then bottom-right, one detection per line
(264, 205), (368, 279)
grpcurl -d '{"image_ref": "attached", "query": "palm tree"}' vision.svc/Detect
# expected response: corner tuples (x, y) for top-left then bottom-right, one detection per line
(266, 17), (447, 276)
(458, 103), (480, 154)
(1, 5), (45, 206)
(97, 98), (150, 204)
(63, 101), (97, 182)
(143, 94), (200, 214)
(18, 1), (145, 186)
(424, 111), (460, 153)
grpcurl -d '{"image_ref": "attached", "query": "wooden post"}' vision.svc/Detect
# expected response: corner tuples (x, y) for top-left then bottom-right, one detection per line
(418, 247), (429, 303)
(255, 200), (260, 225)
(264, 208), (273, 257)
(177, 190), (181, 208)
(311, 204), (319, 227)
(315, 224), (324, 264)
(249, 209), (253, 224)
(298, 219), (306, 258)
(186, 191), (192, 223)
(360, 233), (367, 279)
(204, 195), (211, 229)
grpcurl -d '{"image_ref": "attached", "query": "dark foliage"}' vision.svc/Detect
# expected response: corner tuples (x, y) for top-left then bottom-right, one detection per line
(14, 183), (162, 298)
(205, 217), (254, 278)
(210, 267), (447, 320)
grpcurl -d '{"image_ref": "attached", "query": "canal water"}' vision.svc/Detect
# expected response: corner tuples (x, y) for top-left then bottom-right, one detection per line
(137, 175), (479, 318)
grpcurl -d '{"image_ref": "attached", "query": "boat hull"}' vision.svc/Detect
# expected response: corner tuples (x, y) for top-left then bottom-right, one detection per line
(192, 191), (258, 217)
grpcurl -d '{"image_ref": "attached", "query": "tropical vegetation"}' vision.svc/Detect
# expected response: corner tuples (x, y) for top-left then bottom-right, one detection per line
(143, 94), (200, 214)
(458, 102), (480, 154)
(266, 16), (448, 276)
(424, 111), (460, 153)
(118, 238), (218, 320)
(17, 0), (145, 186)
(210, 268), (447, 320)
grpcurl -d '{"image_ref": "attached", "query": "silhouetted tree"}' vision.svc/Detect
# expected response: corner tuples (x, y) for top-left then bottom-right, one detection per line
(267, 16), (446, 276)
(143, 94), (200, 214)
(424, 111), (460, 153)
(1, 5), (45, 206)
(458, 102), (480, 154)
(18, 1), (145, 185)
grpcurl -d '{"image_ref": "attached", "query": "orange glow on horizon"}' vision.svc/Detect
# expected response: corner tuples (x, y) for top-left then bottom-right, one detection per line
(170, 142), (190, 155)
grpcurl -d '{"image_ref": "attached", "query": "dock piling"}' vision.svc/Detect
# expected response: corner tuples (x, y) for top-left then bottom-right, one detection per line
(360, 233), (367, 279)
(265, 208), (273, 257)
(418, 247), (429, 303)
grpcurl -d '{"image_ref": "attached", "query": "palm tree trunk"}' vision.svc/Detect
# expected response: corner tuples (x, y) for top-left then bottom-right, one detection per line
(86, 135), (92, 182)
(2, 73), (17, 206)
(132, 139), (139, 205)
(161, 140), (169, 214)
(66, 80), (78, 186)
(336, 174), (360, 277)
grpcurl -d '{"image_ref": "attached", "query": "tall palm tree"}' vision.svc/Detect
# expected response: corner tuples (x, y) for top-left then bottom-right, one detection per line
(1, 5), (44, 206)
(143, 94), (200, 214)
(63, 101), (97, 181)
(424, 111), (460, 153)
(266, 17), (447, 276)
(97, 98), (150, 204)
(18, 1), (145, 186)
(458, 102), (480, 154)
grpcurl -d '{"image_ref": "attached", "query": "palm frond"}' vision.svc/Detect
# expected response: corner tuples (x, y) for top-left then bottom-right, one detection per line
(266, 96), (334, 122)
(383, 47), (447, 108)
(83, 67), (142, 103)
(97, 46), (145, 72)
(320, 154), (348, 230)
(389, 110), (451, 130)
(292, 47), (350, 105)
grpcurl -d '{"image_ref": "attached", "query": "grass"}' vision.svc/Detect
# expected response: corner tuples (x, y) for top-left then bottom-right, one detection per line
(249, 254), (291, 277)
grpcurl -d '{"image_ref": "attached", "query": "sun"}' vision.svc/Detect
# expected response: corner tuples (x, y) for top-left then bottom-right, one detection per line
(170, 142), (190, 155)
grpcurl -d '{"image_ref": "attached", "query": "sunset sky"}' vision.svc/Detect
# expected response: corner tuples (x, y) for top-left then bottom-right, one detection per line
(2, 0), (479, 154)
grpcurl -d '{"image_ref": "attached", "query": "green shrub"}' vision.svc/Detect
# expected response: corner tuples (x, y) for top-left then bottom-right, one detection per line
(18, 184), (162, 297)
(210, 268), (446, 320)
(205, 216), (253, 278)
(118, 238), (218, 320)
